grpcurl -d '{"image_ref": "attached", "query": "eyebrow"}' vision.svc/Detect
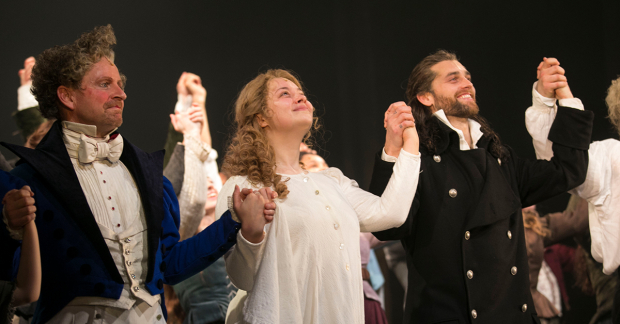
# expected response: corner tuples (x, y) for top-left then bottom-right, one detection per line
(445, 70), (471, 79)
(275, 86), (303, 94)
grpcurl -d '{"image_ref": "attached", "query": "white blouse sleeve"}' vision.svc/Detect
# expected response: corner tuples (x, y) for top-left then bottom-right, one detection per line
(321, 148), (421, 233)
(217, 176), (268, 291)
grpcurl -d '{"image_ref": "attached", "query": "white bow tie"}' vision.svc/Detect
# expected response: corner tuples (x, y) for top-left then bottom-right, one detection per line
(77, 133), (124, 164)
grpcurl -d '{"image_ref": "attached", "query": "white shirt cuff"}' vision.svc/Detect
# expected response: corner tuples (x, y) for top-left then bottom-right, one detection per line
(17, 84), (38, 111)
(533, 82), (584, 110)
(381, 148), (420, 163)
(3, 206), (24, 240)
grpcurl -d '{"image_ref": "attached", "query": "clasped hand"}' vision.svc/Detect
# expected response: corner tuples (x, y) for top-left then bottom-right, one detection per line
(536, 57), (573, 100)
(3, 186), (36, 231)
(232, 185), (277, 244)
(384, 101), (420, 157)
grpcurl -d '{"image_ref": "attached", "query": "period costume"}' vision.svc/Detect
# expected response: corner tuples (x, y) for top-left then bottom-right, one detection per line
(1, 121), (240, 324)
(221, 148), (421, 324)
(370, 105), (593, 323)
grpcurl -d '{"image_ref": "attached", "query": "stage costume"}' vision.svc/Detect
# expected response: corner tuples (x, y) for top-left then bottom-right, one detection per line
(220, 149), (420, 324)
(1, 121), (240, 324)
(525, 83), (620, 275)
(370, 106), (593, 323)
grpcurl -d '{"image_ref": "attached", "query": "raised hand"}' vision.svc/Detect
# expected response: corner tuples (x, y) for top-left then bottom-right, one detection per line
(170, 105), (203, 138)
(3, 185), (36, 231)
(239, 187), (277, 224)
(536, 57), (573, 99)
(18, 57), (35, 86)
(184, 73), (207, 106)
(384, 102), (416, 157)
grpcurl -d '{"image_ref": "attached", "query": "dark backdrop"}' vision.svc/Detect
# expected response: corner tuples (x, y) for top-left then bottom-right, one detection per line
(1, 1), (619, 202)
(1, 1), (619, 321)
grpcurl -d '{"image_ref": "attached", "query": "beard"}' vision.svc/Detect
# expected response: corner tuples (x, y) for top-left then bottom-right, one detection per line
(433, 92), (480, 118)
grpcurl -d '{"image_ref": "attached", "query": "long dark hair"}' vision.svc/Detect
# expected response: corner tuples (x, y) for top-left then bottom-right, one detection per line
(405, 50), (508, 161)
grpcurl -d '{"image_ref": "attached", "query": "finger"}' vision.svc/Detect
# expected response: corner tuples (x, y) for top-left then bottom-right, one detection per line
(271, 191), (278, 199)
(543, 74), (567, 83)
(549, 81), (568, 89)
(8, 196), (35, 210)
(21, 186), (33, 197)
(264, 215), (274, 224)
(232, 185), (242, 210)
(240, 188), (254, 201)
(264, 202), (276, 210)
(263, 209), (275, 216)
(401, 120), (416, 129)
(543, 65), (565, 76)
(259, 188), (274, 202)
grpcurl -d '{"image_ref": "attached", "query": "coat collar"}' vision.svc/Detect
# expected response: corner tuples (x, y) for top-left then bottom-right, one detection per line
(428, 116), (491, 155)
(2, 120), (165, 283)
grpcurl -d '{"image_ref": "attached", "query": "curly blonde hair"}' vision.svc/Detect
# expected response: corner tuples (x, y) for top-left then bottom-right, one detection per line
(606, 76), (620, 136)
(31, 24), (126, 120)
(223, 69), (319, 199)
(522, 209), (551, 238)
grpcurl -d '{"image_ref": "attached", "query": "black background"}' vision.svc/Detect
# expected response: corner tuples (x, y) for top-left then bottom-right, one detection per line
(1, 0), (619, 321)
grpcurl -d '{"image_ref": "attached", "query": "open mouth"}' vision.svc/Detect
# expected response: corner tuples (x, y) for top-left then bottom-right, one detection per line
(207, 191), (217, 199)
(457, 93), (473, 100)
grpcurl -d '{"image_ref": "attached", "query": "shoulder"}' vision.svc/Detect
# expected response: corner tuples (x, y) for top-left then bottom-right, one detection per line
(317, 167), (358, 188)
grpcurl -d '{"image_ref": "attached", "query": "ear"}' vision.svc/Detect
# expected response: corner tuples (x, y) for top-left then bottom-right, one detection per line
(57, 86), (77, 111)
(255, 113), (269, 128)
(417, 92), (435, 110)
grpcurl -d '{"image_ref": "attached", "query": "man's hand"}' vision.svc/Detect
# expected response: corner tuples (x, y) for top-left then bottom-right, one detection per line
(536, 57), (573, 99)
(384, 102), (415, 158)
(239, 187), (276, 224)
(3, 186), (36, 230)
(18, 57), (35, 86)
(170, 106), (204, 138)
(176, 72), (190, 97)
(233, 185), (270, 243)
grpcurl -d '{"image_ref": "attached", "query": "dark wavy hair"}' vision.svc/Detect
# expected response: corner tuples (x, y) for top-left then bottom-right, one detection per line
(405, 50), (508, 161)
(31, 24), (126, 120)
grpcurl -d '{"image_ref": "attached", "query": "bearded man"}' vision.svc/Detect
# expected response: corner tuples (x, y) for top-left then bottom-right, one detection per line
(371, 50), (593, 323)
(0, 25), (274, 324)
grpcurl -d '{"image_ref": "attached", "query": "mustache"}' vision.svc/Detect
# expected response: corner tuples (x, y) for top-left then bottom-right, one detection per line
(104, 100), (123, 109)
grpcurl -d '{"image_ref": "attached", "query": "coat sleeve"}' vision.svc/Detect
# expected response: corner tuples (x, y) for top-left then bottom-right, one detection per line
(0, 170), (28, 281)
(369, 152), (422, 241)
(515, 106), (593, 207)
(159, 177), (241, 285)
(162, 144), (185, 196)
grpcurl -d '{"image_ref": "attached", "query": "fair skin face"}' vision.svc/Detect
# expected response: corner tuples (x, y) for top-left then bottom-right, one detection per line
(301, 153), (328, 172)
(197, 177), (218, 234)
(417, 60), (477, 148)
(57, 58), (127, 137)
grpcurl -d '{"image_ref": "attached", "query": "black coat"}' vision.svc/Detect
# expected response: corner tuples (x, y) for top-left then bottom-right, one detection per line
(370, 107), (593, 324)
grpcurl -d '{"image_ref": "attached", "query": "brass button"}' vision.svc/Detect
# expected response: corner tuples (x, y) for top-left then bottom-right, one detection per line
(346, 264), (350, 271)
(125, 238), (131, 243)
(507, 230), (512, 239)
(125, 249), (130, 254)
(334, 224), (339, 230)
(449, 189), (457, 198)
(315, 190), (319, 195)
(433, 155), (441, 163)
(157, 314), (162, 321)
(498, 158), (502, 165)
(521, 304), (527, 312)
(326, 206), (331, 211)
(467, 270), (474, 279)
(133, 286), (140, 292)
(127, 260), (132, 266)
(131, 274), (136, 279)
(511, 266), (517, 275)
(465, 231), (471, 240)
(471, 309), (477, 319)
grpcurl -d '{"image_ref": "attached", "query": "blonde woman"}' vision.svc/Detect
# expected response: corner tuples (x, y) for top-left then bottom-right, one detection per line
(215, 69), (420, 323)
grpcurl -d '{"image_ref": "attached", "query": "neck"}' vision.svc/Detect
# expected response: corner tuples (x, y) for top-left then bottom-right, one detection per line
(447, 115), (473, 148)
(266, 130), (304, 175)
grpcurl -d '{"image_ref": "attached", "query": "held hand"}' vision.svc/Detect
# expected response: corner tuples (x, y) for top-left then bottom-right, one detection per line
(170, 107), (202, 137)
(18, 57), (35, 86)
(240, 187), (277, 224)
(233, 185), (268, 243)
(384, 102), (415, 158)
(402, 125), (420, 155)
(2, 186), (36, 230)
(184, 73), (207, 105)
(176, 72), (189, 96)
(536, 57), (569, 98)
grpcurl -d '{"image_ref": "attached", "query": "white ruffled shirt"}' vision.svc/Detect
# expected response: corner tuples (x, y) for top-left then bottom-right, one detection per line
(47, 121), (164, 323)
(524, 83), (620, 275)
(219, 148), (420, 324)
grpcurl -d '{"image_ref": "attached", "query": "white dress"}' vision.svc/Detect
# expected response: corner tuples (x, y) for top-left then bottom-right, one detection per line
(215, 149), (420, 324)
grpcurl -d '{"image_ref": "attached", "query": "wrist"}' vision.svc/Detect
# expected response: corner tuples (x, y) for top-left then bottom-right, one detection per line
(241, 228), (264, 244)
(384, 143), (401, 158)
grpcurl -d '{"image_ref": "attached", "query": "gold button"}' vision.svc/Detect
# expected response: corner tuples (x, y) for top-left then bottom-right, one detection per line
(507, 230), (512, 239)
(521, 304), (527, 312)
(346, 264), (350, 271)
(315, 190), (319, 195)
(131, 274), (136, 279)
(125, 249), (130, 254)
(498, 158), (502, 165)
(127, 260), (132, 266)
(433, 155), (441, 163)
(467, 270), (474, 279)
(133, 286), (140, 292)
(326, 206), (331, 211)
(465, 231), (470, 240)
(449, 189), (457, 198)
(157, 315), (162, 321)
(511, 266), (517, 275)
(334, 224), (339, 230)
(471, 309), (477, 319)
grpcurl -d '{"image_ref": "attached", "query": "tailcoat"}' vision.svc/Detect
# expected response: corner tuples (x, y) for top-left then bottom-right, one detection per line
(370, 107), (593, 324)
(0, 121), (241, 323)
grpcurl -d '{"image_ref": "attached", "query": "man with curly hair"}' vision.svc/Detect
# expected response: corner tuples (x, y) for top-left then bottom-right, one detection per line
(0, 25), (273, 324)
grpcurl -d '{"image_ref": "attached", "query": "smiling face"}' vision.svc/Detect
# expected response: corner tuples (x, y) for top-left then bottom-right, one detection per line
(204, 177), (218, 212)
(260, 78), (314, 135)
(427, 60), (479, 118)
(66, 58), (127, 135)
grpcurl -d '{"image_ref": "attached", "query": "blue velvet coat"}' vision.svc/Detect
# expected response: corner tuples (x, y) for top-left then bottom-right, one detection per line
(1, 121), (241, 324)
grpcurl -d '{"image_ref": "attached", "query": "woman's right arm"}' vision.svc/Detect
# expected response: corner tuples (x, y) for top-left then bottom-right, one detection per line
(12, 220), (40, 306)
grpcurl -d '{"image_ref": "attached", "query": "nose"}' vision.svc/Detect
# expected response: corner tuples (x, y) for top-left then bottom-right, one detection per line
(113, 83), (128, 101)
(461, 78), (473, 89)
(295, 92), (307, 104)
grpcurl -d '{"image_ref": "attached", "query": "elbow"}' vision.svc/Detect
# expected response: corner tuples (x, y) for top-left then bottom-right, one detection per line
(12, 288), (40, 307)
